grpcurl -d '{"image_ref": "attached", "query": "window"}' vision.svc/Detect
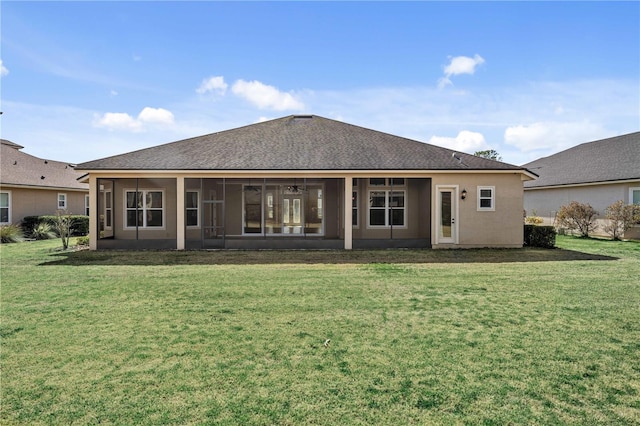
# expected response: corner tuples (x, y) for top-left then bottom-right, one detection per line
(125, 190), (164, 228)
(368, 190), (406, 227)
(631, 187), (640, 205)
(186, 191), (199, 228)
(85, 195), (90, 216)
(352, 190), (359, 227)
(0, 191), (10, 224)
(478, 186), (495, 211)
(58, 193), (67, 209)
(104, 191), (112, 229)
(369, 178), (405, 187)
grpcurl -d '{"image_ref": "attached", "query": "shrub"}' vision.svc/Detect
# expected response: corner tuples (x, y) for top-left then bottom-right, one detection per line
(53, 210), (73, 250)
(556, 201), (598, 237)
(603, 200), (640, 240)
(1, 224), (24, 243)
(524, 225), (556, 248)
(31, 222), (56, 240)
(525, 216), (544, 225)
(22, 215), (89, 236)
(76, 235), (90, 246)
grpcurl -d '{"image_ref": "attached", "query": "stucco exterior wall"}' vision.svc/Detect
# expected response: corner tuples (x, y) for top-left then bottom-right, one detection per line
(1, 186), (88, 225)
(524, 181), (640, 238)
(432, 173), (526, 248)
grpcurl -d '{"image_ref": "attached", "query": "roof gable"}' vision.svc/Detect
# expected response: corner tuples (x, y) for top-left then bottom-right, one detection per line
(77, 115), (526, 172)
(523, 131), (640, 188)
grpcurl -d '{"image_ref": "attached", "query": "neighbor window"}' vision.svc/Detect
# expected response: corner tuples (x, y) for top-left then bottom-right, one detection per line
(478, 186), (495, 211)
(0, 191), (10, 224)
(125, 190), (164, 228)
(186, 191), (199, 228)
(631, 187), (640, 205)
(58, 193), (67, 209)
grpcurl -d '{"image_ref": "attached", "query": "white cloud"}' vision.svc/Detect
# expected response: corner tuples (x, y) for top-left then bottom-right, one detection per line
(504, 121), (607, 153)
(138, 107), (174, 125)
(110, 89), (118, 97)
(438, 54), (485, 88)
(196, 76), (228, 95)
(231, 79), (304, 111)
(93, 107), (174, 132)
(428, 130), (488, 153)
(0, 59), (8, 77)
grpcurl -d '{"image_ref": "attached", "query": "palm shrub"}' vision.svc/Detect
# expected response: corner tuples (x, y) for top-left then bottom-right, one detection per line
(556, 201), (598, 237)
(31, 222), (56, 240)
(0, 224), (24, 243)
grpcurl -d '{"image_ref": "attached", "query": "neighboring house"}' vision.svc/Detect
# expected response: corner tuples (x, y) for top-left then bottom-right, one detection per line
(76, 115), (536, 250)
(0, 139), (89, 227)
(523, 132), (640, 239)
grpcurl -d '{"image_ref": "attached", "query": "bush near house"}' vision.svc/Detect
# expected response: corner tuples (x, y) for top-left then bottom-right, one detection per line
(0, 224), (24, 243)
(604, 200), (640, 240)
(524, 225), (556, 248)
(22, 215), (89, 237)
(556, 201), (598, 238)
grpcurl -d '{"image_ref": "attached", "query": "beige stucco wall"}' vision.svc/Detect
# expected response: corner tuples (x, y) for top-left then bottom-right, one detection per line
(431, 173), (526, 248)
(524, 181), (640, 238)
(1, 186), (88, 225)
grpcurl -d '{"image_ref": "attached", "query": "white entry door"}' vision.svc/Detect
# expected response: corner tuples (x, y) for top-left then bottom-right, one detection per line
(436, 186), (458, 244)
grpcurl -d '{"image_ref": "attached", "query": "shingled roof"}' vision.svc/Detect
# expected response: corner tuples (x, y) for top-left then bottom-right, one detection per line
(77, 115), (528, 172)
(523, 131), (640, 188)
(1, 139), (89, 190)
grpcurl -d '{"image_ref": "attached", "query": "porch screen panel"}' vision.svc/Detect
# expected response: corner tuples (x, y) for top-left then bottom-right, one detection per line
(244, 186), (262, 234)
(265, 185), (282, 234)
(305, 186), (323, 234)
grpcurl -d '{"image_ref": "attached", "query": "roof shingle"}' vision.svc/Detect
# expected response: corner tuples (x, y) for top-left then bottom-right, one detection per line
(77, 115), (526, 172)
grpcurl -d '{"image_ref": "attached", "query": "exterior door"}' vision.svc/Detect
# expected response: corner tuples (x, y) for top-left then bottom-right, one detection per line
(436, 186), (458, 244)
(203, 190), (224, 248)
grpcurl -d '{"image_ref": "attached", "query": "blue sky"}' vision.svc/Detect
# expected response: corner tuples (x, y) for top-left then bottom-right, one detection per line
(1, 1), (638, 165)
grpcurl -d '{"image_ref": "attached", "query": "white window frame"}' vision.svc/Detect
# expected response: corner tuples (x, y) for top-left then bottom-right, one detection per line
(0, 191), (11, 224)
(57, 193), (67, 209)
(367, 189), (407, 228)
(630, 187), (640, 205)
(104, 190), (112, 230)
(186, 190), (200, 229)
(85, 195), (90, 216)
(477, 186), (495, 211)
(123, 189), (165, 229)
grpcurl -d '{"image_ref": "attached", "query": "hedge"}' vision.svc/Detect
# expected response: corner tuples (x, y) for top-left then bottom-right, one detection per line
(524, 224), (556, 249)
(22, 215), (89, 237)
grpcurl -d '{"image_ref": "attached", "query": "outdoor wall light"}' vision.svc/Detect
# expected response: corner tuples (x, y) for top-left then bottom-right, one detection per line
(461, 188), (467, 200)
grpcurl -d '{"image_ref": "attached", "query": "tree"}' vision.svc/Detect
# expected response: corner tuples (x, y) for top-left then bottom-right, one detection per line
(474, 149), (502, 161)
(54, 209), (73, 250)
(556, 201), (599, 237)
(603, 200), (640, 240)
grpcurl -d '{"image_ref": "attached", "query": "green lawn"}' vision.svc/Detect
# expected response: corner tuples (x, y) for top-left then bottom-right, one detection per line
(1, 237), (639, 425)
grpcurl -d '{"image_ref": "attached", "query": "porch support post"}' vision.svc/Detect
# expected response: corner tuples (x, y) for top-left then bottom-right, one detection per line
(89, 175), (98, 250)
(176, 176), (185, 250)
(344, 176), (353, 250)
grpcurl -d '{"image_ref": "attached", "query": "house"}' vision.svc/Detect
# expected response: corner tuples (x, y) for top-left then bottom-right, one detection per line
(0, 139), (90, 227)
(76, 115), (536, 250)
(523, 131), (640, 239)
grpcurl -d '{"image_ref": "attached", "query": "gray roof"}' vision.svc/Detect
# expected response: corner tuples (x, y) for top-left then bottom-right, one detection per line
(523, 131), (640, 188)
(1, 139), (89, 190)
(77, 115), (528, 173)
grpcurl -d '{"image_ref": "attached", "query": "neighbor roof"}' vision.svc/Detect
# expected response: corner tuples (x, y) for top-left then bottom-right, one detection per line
(1, 139), (89, 190)
(77, 115), (529, 173)
(523, 131), (640, 188)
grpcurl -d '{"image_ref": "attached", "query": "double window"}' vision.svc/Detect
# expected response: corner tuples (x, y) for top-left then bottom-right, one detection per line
(125, 190), (164, 228)
(367, 178), (406, 228)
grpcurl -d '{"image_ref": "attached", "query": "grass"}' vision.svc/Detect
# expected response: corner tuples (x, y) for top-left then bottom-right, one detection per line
(1, 236), (639, 424)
